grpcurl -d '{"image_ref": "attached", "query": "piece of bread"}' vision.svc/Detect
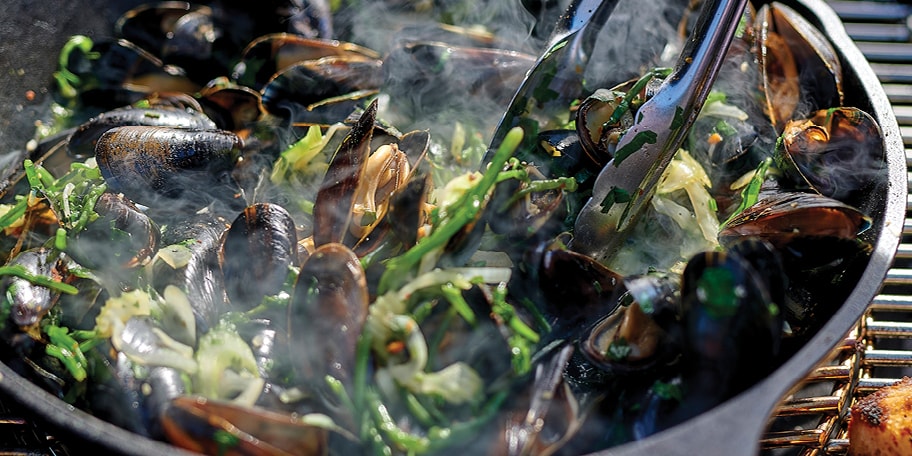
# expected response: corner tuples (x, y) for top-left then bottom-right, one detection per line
(849, 376), (912, 456)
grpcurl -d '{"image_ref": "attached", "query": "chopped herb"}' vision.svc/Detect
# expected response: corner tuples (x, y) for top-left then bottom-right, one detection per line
(652, 380), (683, 401)
(714, 119), (738, 137)
(613, 130), (658, 167)
(696, 266), (739, 318)
(599, 186), (631, 214)
(607, 337), (632, 361)
(670, 106), (685, 130)
(722, 157), (772, 227)
(0, 265), (77, 294)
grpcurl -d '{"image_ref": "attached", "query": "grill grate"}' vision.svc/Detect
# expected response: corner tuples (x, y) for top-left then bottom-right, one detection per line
(0, 1), (908, 455)
(761, 1), (912, 454)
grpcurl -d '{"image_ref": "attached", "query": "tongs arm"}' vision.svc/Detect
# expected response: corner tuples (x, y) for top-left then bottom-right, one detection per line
(486, 0), (621, 155)
(572, 0), (749, 262)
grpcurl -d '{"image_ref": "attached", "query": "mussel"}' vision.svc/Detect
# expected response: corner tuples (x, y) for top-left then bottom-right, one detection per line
(196, 79), (265, 132)
(66, 192), (160, 274)
(161, 395), (329, 456)
(670, 244), (783, 422)
(1, 247), (65, 330)
(66, 106), (217, 159)
(287, 242), (368, 388)
(260, 56), (384, 117)
(777, 107), (886, 203)
(59, 38), (200, 109)
(755, 2), (842, 132)
(581, 272), (682, 378)
(150, 212), (229, 333)
(575, 88), (640, 168)
(220, 203), (298, 311)
(516, 244), (625, 342)
(719, 190), (871, 256)
(94, 126), (243, 209)
(721, 190), (872, 340)
(312, 99), (429, 252)
(233, 33), (381, 91)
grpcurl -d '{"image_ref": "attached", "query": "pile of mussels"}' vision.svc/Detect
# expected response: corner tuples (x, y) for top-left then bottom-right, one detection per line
(0, 0), (887, 455)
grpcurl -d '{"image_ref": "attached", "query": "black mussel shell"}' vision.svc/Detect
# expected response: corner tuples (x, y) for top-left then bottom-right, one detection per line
(679, 248), (783, 404)
(94, 126), (243, 209)
(517, 245), (625, 342)
(233, 33), (379, 91)
(259, 57), (383, 118)
(220, 203), (298, 310)
(63, 39), (200, 109)
(197, 80), (264, 131)
(287, 242), (368, 387)
(575, 88), (632, 167)
(150, 212), (229, 334)
(67, 106), (217, 159)
(719, 191), (871, 253)
(755, 2), (842, 132)
(66, 192), (160, 274)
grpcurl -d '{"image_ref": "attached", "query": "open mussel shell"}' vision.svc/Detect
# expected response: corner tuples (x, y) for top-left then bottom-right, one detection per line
(719, 190), (871, 254)
(581, 272), (682, 377)
(312, 100), (376, 247)
(220, 202), (298, 311)
(777, 107), (886, 203)
(114, 2), (216, 60)
(259, 55), (383, 119)
(575, 88), (635, 167)
(755, 2), (843, 132)
(351, 129), (430, 256)
(66, 38), (200, 109)
(514, 244), (626, 342)
(1, 248), (64, 330)
(233, 33), (380, 91)
(196, 78), (264, 131)
(161, 395), (328, 456)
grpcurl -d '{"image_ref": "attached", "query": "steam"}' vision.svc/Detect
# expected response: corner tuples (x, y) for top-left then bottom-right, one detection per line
(583, 0), (690, 91)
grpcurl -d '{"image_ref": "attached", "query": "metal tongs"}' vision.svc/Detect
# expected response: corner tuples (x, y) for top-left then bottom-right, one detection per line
(486, 0), (622, 155)
(572, 0), (749, 262)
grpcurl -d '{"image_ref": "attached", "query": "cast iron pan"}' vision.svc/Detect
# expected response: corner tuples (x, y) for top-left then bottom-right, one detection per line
(0, 0), (904, 455)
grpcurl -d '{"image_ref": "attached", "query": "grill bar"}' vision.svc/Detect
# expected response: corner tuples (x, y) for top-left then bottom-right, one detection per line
(844, 23), (909, 42)
(826, 1), (911, 21)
